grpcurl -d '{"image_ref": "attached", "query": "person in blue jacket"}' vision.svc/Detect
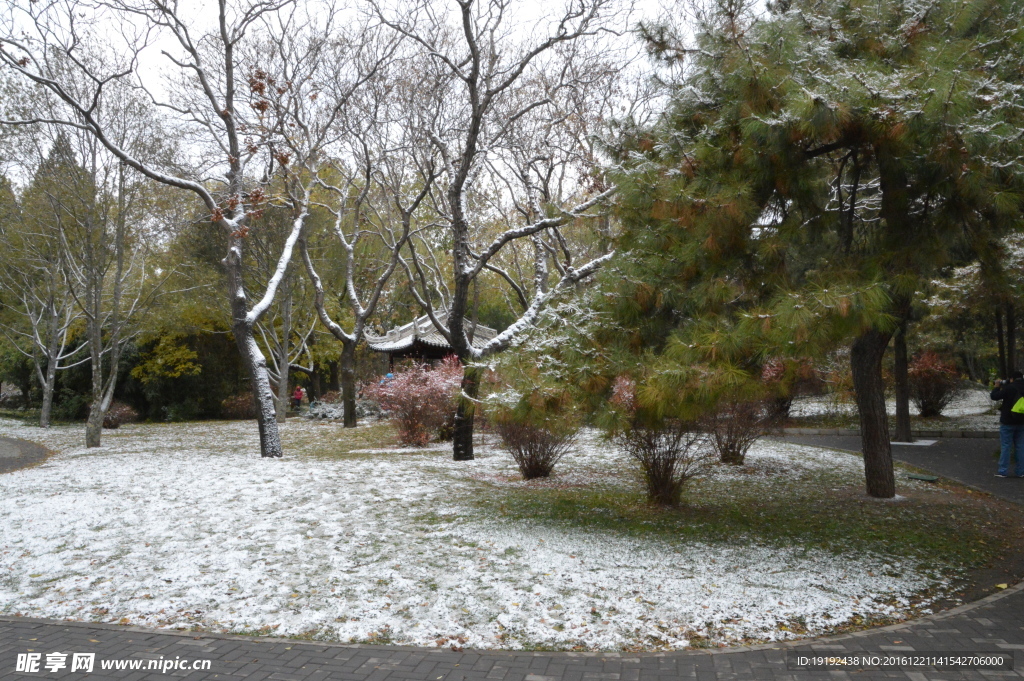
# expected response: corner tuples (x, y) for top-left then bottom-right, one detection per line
(990, 370), (1024, 478)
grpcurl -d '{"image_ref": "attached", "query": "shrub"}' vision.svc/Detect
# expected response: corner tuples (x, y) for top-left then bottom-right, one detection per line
(909, 351), (964, 417)
(608, 375), (714, 505)
(493, 416), (578, 480)
(164, 401), (200, 422)
(363, 356), (463, 446)
(700, 399), (780, 465)
(615, 421), (714, 506)
(52, 388), (89, 421)
(102, 401), (140, 429)
(816, 349), (854, 419)
(761, 357), (821, 420)
(220, 393), (257, 420)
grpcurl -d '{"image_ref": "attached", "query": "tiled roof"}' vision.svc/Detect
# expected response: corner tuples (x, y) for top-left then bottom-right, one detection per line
(365, 312), (498, 353)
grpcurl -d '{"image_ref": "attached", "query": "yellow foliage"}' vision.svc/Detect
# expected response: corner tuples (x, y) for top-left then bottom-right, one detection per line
(130, 336), (202, 384)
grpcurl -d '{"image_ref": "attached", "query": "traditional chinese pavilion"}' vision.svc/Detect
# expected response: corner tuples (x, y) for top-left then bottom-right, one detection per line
(365, 312), (498, 369)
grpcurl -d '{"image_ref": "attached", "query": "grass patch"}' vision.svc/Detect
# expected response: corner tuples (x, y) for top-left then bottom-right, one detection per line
(281, 420), (402, 460)
(467, 461), (1006, 573)
(0, 408), (45, 424)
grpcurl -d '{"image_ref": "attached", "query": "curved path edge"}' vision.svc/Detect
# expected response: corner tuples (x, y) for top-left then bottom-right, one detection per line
(0, 578), (1023, 658)
(0, 434), (52, 475)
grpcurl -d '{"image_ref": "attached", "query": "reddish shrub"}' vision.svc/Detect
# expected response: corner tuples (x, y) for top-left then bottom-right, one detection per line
(609, 375), (638, 413)
(363, 356), (463, 446)
(220, 393), (257, 420)
(318, 390), (341, 404)
(908, 351), (964, 417)
(760, 357), (822, 420)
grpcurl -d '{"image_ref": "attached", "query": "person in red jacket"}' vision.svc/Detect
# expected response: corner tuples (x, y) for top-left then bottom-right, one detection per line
(292, 386), (304, 410)
(990, 370), (1024, 478)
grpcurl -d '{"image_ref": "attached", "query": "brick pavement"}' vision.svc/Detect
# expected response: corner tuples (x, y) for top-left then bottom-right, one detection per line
(2, 584), (1022, 681)
(1, 436), (1022, 681)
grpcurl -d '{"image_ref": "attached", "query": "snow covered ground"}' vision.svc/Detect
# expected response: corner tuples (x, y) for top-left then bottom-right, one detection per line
(791, 388), (996, 424)
(0, 418), (951, 651)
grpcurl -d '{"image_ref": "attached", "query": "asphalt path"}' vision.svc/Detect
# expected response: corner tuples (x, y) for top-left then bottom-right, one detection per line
(780, 433), (1024, 505)
(0, 435), (51, 476)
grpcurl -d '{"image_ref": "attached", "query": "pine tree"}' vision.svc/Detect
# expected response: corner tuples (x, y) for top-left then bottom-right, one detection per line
(606, 0), (1024, 497)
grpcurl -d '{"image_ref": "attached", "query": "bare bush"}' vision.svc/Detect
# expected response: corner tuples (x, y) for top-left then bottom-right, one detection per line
(701, 400), (780, 465)
(494, 420), (577, 480)
(909, 351), (965, 417)
(102, 401), (140, 429)
(817, 349), (854, 419)
(363, 356), (462, 446)
(615, 421), (714, 506)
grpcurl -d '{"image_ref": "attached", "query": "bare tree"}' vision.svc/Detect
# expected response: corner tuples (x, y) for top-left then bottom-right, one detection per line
(0, 0), (381, 456)
(298, 84), (439, 428)
(254, 271), (315, 421)
(372, 0), (632, 459)
(240, 14), (409, 428)
(63, 154), (153, 447)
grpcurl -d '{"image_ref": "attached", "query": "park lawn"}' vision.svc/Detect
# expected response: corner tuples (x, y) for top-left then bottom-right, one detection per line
(0, 416), (1011, 652)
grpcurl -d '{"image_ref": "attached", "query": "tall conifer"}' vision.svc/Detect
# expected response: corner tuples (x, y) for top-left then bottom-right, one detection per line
(606, 0), (1024, 496)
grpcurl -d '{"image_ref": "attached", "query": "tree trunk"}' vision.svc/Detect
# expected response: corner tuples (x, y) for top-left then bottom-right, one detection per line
(86, 304), (104, 447)
(1008, 304), (1017, 373)
(225, 229), (283, 458)
(39, 359), (57, 428)
(85, 373), (117, 448)
(997, 310), (1006, 377)
(328, 359), (340, 391)
(311, 363), (322, 401)
(892, 314), (912, 442)
(340, 340), (357, 428)
(274, 291), (293, 423)
(452, 364), (480, 461)
(274, 350), (288, 423)
(39, 306), (61, 428)
(851, 328), (896, 498)
(235, 325), (283, 457)
(85, 400), (104, 448)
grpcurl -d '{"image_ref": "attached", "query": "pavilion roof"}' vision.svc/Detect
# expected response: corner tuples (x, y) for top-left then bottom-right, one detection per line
(365, 312), (498, 353)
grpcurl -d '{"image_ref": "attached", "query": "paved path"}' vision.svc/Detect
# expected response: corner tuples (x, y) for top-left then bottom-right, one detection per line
(781, 434), (1024, 505)
(0, 435), (51, 475)
(1, 435), (1023, 680)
